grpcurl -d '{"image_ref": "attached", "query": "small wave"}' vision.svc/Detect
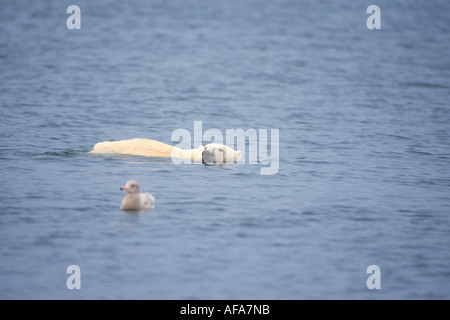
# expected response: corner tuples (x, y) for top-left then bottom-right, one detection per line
(378, 133), (410, 140)
(403, 81), (448, 89)
(406, 149), (433, 156)
(43, 150), (80, 157)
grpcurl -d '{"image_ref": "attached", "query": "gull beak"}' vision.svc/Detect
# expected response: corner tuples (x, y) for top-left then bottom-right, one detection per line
(120, 186), (128, 191)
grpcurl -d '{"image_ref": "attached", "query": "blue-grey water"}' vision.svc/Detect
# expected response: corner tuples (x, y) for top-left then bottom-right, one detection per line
(1, 0), (449, 299)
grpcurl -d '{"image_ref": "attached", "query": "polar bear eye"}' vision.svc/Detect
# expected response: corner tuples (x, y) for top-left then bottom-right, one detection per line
(219, 148), (223, 152)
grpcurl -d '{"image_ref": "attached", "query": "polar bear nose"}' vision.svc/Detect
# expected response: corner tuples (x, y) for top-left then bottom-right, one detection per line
(202, 149), (215, 165)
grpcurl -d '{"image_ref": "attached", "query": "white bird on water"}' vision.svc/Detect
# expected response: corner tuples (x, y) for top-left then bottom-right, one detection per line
(120, 180), (155, 211)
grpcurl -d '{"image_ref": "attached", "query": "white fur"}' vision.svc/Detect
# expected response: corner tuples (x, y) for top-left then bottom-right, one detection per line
(203, 143), (242, 164)
(89, 138), (242, 164)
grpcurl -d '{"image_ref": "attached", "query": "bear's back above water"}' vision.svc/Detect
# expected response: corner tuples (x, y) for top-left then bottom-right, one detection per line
(89, 138), (242, 164)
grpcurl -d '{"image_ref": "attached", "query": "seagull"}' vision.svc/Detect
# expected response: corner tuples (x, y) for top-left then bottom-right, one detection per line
(120, 180), (155, 211)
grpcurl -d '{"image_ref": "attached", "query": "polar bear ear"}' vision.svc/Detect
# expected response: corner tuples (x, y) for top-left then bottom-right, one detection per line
(197, 145), (205, 152)
(235, 150), (242, 161)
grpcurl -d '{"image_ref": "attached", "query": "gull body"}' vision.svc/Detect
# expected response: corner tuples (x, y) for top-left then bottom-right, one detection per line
(120, 180), (155, 211)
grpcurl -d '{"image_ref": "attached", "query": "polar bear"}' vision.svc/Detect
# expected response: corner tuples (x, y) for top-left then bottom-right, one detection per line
(89, 138), (241, 164)
(201, 143), (242, 164)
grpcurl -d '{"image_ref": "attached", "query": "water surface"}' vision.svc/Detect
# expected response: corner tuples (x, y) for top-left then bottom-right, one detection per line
(0, 0), (449, 299)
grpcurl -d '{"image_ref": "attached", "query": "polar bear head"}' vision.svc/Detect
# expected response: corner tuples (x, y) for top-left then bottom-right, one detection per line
(202, 143), (242, 164)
